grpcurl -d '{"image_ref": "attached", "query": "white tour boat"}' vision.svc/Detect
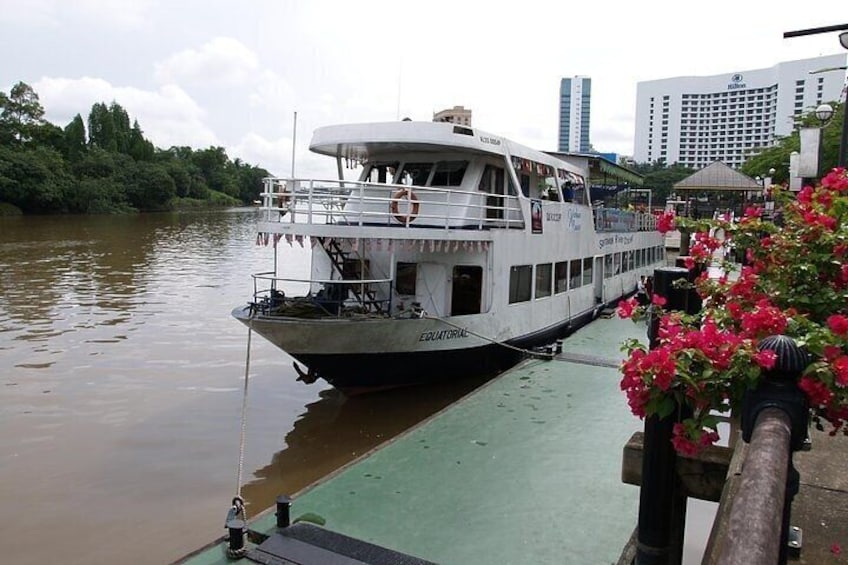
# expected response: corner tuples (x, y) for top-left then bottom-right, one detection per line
(233, 121), (665, 393)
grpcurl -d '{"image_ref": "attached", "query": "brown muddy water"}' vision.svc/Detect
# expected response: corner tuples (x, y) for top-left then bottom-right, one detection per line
(0, 210), (488, 564)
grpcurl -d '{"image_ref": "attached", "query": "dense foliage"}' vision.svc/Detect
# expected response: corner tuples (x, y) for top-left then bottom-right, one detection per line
(618, 168), (848, 455)
(0, 82), (270, 214)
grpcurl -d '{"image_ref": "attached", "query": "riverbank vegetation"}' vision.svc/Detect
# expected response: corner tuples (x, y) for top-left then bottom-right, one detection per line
(0, 81), (269, 215)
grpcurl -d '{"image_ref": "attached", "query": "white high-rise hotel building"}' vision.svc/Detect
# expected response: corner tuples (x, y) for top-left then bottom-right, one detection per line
(634, 54), (846, 169)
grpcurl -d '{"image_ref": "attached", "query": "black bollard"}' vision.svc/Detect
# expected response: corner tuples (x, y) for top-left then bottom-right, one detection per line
(636, 414), (677, 564)
(226, 519), (246, 559)
(636, 267), (701, 564)
(276, 494), (292, 528)
(652, 266), (701, 316)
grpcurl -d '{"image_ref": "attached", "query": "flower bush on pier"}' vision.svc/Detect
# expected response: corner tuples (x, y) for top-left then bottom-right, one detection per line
(618, 167), (848, 455)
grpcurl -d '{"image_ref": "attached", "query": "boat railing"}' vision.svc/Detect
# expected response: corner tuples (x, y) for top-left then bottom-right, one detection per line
(250, 271), (393, 318)
(593, 207), (657, 233)
(261, 177), (525, 230)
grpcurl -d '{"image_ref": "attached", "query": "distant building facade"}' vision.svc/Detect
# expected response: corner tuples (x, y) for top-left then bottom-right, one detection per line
(634, 54), (847, 169)
(558, 76), (592, 153)
(433, 105), (472, 126)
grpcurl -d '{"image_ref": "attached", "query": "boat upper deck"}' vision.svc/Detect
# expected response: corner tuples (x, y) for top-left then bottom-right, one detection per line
(255, 121), (658, 238)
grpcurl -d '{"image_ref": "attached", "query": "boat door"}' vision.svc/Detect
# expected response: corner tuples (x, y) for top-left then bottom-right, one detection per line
(593, 255), (605, 305)
(416, 263), (448, 317)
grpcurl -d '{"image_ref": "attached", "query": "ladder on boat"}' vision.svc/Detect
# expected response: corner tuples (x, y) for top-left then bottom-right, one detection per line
(316, 237), (385, 314)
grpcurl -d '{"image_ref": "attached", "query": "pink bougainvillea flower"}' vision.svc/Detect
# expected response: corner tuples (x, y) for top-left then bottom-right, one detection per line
(617, 297), (638, 319)
(753, 349), (777, 370)
(831, 542), (841, 556)
(744, 206), (763, 218)
(671, 423), (700, 457)
(657, 211), (676, 235)
(799, 376), (834, 406)
(652, 294), (667, 307)
(826, 314), (848, 336)
(833, 356), (848, 387)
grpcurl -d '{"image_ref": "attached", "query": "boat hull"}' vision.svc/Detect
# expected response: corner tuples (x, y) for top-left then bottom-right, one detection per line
(232, 306), (595, 393)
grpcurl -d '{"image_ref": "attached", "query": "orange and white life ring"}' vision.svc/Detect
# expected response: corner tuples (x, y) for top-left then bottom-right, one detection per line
(389, 188), (420, 224)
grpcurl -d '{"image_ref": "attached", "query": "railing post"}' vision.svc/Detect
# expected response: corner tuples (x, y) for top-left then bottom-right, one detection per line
(719, 335), (810, 565)
(636, 266), (699, 564)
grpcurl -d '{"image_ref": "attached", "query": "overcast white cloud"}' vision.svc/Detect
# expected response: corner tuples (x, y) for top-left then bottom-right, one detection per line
(33, 77), (219, 149)
(2, 0), (846, 178)
(155, 37), (260, 88)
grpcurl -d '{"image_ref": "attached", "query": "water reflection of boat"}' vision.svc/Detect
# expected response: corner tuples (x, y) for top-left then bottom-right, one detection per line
(233, 121), (665, 393)
(239, 375), (491, 507)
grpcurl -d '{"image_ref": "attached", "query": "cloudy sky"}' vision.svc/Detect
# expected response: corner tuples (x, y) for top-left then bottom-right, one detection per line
(1, 0), (846, 177)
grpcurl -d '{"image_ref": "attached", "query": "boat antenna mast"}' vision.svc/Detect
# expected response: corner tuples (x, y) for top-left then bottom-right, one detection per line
(291, 111), (297, 178)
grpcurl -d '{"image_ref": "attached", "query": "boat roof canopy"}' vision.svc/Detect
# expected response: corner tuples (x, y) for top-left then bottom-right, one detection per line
(309, 121), (572, 171)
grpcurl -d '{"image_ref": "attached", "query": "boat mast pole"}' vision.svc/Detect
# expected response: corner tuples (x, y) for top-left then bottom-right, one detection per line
(291, 111), (297, 179)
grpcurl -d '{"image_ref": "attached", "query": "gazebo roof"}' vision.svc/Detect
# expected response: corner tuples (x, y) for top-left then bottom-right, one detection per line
(673, 161), (761, 191)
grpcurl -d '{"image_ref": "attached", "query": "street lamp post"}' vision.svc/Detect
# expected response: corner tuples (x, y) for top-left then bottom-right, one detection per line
(785, 24), (848, 168)
(841, 32), (848, 168)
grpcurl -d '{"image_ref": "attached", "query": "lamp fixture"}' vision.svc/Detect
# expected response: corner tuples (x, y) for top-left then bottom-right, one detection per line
(840, 31), (848, 50)
(815, 103), (834, 124)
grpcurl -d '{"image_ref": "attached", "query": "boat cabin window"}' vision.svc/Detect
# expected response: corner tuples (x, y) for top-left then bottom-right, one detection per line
(363, 162), (400, 184)
(519, 174), (530, 197)
(451, 266), (482, 315)
(479, 164), (506, 219)
(399, 163), (433, 187)
(604, 253), (614, 279)
(396, 262), (417, 295)
(569, 259), (582, 289)
(582, 258), (593, 286)
(430, 161), (468, 187)
(555, 261), (568, 293)
(535, 263), (552, 299)
(539, 173), (560, 201)
(508, 265), (532, 304)
(564, 175), (587, 206)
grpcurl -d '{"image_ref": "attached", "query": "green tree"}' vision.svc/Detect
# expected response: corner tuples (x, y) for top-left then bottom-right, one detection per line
(641, 164), (695, 204)
(124, 161), (176, 209)
(110, 102), (131, 154)
(88, 102), (117, 151)
(0, 82), (46, 144)
(64, 114), (87, 162)
(128, 120), (154, 161)
(740, 101), (844, 183)
(0, 145), (73, 212)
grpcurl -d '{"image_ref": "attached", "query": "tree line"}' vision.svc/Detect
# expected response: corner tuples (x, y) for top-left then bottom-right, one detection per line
(0, 81), (270, 215)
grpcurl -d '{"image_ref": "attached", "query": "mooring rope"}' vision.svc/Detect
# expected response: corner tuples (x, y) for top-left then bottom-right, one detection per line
(234, 317), (253, 523)
(422, 313), (555, 360)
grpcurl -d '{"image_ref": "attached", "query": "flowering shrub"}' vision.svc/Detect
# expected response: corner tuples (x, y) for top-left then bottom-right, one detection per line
(619, 167), (848, 455)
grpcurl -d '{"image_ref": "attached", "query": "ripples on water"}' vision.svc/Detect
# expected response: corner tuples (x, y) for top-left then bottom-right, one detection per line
(0, 210), (484, 564)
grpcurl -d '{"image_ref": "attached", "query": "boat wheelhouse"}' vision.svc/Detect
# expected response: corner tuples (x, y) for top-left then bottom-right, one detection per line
(233, 121), (665, 393)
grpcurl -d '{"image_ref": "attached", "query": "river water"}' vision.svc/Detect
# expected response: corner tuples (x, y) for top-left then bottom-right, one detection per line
(0, 210), (488, 564)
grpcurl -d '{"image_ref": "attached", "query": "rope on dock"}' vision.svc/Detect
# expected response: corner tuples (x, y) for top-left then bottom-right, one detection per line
(552, 352), (620, 368)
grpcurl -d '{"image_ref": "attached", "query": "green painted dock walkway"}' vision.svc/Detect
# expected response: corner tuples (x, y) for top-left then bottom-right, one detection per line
(181, 314), (647, 564)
